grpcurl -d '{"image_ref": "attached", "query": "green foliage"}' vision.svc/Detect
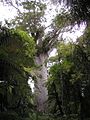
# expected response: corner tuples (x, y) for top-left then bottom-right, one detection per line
(53, 9), (72, 29)
(51, 0), (90, 24)
(0, 26), (36, 119)
(11, 1), (46, 35)
(57, 42), (74, 58)
(0, 112), (19, 120)
(0, 27), (36, 67)
(47, 38), (90, 119)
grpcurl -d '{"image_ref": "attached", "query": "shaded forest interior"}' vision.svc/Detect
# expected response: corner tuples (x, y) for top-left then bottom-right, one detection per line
(0, 0), (90, 120)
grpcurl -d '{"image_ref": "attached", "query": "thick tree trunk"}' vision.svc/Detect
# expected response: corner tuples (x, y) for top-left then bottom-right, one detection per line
(34, 53), (48, 112)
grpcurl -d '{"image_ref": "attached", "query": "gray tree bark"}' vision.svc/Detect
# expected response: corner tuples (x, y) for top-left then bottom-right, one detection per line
(34, 53), (48, 112)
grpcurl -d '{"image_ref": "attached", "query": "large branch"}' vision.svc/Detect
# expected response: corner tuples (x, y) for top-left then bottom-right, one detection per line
(46, 29), (61, 48)
(9, 1), (22, 14)
(42, 28), (65, 54)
